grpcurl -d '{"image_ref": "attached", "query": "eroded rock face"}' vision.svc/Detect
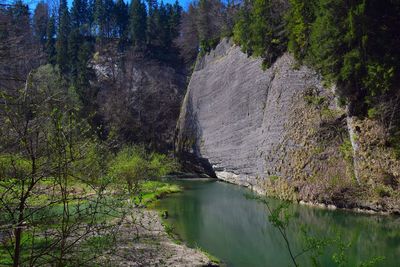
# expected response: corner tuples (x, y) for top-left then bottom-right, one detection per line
(92, 51), (186, 151)
(176, 38), (349, 194)
(176, 39), (400, 213)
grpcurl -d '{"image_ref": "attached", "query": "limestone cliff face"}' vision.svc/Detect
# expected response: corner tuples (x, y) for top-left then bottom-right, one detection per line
(176, 39), (400, 212)
(91, 50), (186, 151)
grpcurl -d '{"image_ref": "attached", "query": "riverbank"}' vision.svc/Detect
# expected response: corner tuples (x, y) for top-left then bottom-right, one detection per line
(154, 179), (400, 267)
(212, 172), (400, 215)
(96, 208), (213, 266)
(97, 180), (215, 266)
(0, 179), (215, 266)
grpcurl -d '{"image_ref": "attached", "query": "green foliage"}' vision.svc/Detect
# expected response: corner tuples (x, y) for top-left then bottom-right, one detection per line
(71, 0), (89, 31)
(363, 63), (395, 97)
(284, 0), (400, 114)
(56, 0), (71, 74)
(137, 180), (181, 206)
(233, 0), (286, 67)
(339, 138), (353, 163)
(286, 0), (316, 60)
(232, 3), (251, 53)
(45, 15), (56, 64)
(367, 107), (379, 119)
(374, 184), (391, 198)
(304, 94), (325, 108)
(129, 0), (147, 47)
(199, 37), (220, 56)
(114, 0), (129, 42)
(0, 154), (31, 180)
(108, 146), (148, 193)
(108, 146), (178, 194)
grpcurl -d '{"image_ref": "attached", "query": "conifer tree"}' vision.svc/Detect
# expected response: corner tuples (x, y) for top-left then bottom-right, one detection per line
(68, 28), (82, 80)
(45, 15), (56, 64)
(286, 0), (316, 60)
(146, 0), (159, 46)
(71, 0), (89, 34)
(170, 0), (182, 40)
(104, 0), (115, 37)
(129, 0), (147, 47)
(94, 0), (106, 39)
(114, 0), (129, 39)
(56, 0), (71, 74)
(76, 41), (94, 105)
(33, 1), (49, 46)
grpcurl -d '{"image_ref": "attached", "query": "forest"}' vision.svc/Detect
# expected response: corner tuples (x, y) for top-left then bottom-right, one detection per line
(1, 0), (400, 266)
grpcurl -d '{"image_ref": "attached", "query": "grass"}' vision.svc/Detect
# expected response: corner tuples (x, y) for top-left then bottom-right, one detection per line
(134, 180), (181, 207)
(1, 178), (182, 266)
(196, 245), (221, 265)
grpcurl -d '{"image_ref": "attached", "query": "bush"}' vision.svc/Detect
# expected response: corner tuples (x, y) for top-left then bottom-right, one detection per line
(108, 146), (178, 193)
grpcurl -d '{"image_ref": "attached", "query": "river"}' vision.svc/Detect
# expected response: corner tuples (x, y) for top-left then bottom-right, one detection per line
(155, 179), (400, 267)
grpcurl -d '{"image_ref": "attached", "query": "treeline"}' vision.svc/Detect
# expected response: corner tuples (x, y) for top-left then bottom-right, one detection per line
(3, 0), (400, 118)
(2, 0), (182, 79)
(232, 0), (400, 117)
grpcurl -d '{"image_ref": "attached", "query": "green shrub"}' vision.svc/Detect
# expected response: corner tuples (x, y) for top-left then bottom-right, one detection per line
(375, 184), (391, 198)
(367, 107), (379, 119)
(108, 146), (178, 194)
(339, 139), (353, 163)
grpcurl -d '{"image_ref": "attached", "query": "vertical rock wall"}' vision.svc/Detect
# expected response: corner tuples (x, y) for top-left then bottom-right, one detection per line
(176, 39), (351, 197)
(176, 39), (400, 212)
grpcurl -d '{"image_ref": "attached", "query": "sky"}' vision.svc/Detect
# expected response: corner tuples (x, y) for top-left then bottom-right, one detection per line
(4, 0), (193, 12)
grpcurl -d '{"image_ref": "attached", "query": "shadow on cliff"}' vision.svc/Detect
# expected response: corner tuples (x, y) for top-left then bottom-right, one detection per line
(174, 89), (217, 178)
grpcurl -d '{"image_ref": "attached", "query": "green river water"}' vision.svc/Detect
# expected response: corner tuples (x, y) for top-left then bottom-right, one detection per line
(155, 179), (400, 267)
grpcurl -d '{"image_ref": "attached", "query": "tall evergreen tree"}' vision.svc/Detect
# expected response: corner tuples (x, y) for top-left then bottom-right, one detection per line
(71, 0), (89, 34)
(87, 0), (96, 35)
(170, 0), (182, 40)
(233, 0), (286, 67)
(94, 0), (106, 39)
(146, 0), (159, 45)
(233, 0), (251, 53)
(129, 0), (147, 47)
(68, 29), (82, 80)
(114, 0), (129, 39)
(76, 41), (95, 105)
(104, 0), (115, 37)
(286, 0), (316, 60)
(56, 0), (71, 73)
(45, 15), (56, 64)
(33, 1), (49, 47)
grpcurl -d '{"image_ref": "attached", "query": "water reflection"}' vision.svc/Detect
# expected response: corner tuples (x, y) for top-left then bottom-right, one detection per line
(156, 180), (400, 267)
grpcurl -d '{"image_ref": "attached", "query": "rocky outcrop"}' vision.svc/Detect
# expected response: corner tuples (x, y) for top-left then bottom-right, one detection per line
(92, 49), (186, 151)
(175, 39), (400, 213)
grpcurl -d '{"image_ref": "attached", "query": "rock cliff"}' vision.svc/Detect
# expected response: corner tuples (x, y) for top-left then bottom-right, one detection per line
(176, 39), (400, 213)
(92, 49), (186, 151)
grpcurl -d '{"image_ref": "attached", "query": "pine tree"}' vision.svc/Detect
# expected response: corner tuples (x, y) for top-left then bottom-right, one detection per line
(94, 0), (106, 39)
(114, 0), (129, 39)
(129, 0), (147, 47)
(33, 1), (49, 46)
(87, 0), (95, 35)
(170, 0), (182, 40)
(233, 0), (251, 53)
(146, 0), (159, 46)
(104, 0), (115, 37)
(76, 41), (94, 105)
(71, 0), (89, 34)
(157, 1), (169, 48)
(56, 0), (71, 74)
(286, 0), (316, 60)
(45, 15), (56, 64)
(68, 29), (82, 80)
